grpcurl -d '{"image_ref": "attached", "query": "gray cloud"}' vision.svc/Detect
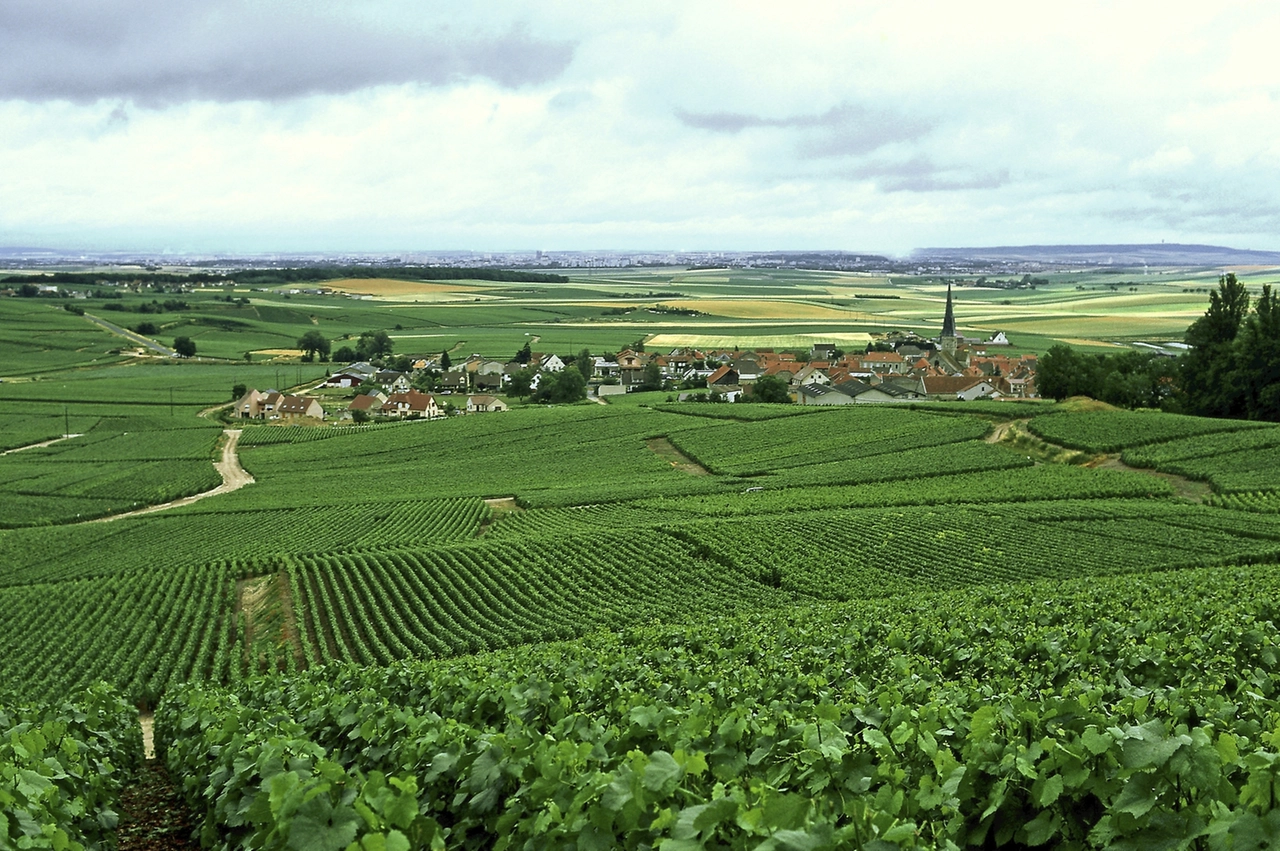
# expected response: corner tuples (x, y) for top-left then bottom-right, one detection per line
(0, 1), (575, 103)
(677, 102), (935, 157)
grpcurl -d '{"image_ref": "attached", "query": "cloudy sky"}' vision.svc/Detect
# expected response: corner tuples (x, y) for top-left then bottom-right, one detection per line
(2, 1), (1279, 255)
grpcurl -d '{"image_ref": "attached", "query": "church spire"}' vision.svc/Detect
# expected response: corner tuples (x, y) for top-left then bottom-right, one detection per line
(941, 282), (956, 339)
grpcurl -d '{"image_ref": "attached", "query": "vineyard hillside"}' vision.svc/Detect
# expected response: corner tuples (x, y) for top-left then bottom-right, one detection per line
(7, 394), (1280, 848)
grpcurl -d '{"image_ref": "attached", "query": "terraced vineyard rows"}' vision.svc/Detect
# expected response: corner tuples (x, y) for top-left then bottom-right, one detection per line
(287, 532), (788, 665)
(1026, 408), (1268, 452)
(676, 499), (1280, 600)
(0, 497), (490, 585)
(667, 406), (990, 475)
(0, 562), (238, 705)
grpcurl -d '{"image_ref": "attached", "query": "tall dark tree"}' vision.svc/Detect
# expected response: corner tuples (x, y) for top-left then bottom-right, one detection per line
(576, 348), (593, 383)
(1180, 273), (1250, 417)
(173, 336), (197, 358)
(355, 330), (394, 361)
(515, 342), (532, 364)
(532, 368), (587, 403)
(1036, 345), (1088, 402)
(749, 375), (792, 404)
(1234, 284), (1280, 420)
(440, 350), (452, 370)
(297, 330), (330, 363)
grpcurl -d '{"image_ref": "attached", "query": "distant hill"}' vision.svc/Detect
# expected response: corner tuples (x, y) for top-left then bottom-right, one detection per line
(911, 243), (1280, 267)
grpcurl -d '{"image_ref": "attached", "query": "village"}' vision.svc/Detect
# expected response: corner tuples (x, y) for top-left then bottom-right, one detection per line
(232, 286), (1041, 423)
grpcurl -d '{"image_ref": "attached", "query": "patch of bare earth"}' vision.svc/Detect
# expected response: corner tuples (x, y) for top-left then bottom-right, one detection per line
(479, 497), (523, 536)
(116, 760), (200, 850)
(647, 437), (710, 475)
(237, 572), (304, 672)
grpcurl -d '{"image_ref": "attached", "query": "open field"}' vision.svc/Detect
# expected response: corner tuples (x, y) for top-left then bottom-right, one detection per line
(8, 264), (1280, 846)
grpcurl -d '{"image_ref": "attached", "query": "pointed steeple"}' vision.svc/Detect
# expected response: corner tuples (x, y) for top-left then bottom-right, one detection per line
(941, 283), (956, 339)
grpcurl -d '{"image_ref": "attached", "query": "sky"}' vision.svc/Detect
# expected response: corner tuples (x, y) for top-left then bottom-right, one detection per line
(2, 0), (1280, 256)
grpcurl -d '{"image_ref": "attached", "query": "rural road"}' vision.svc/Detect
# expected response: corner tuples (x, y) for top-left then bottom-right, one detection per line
(90, 429), (254, 523)
(0, 433), (83, 455)
(83, 312), (175, 356)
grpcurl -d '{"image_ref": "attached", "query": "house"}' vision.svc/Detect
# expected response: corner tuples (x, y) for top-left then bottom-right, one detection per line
(532, 353), (565, 372)
(467, 394), (509, 413)
(707, 366), (740, 386)
(346, 393), (386, 419)
(276, 395), (325, 420)
(438, 370), (468, 392)
(374, 370), (412, 394)
(810, 342), (840, 360)
(233, 388), (267, 419)
(324, 372), (366, 389)
(921, 376), (999, 401)
(797, 380), (920, 405)
(382, 390), (439, 419)
(860, 351), (909, 374)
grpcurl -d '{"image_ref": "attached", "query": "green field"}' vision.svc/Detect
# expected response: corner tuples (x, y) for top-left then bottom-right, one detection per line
(8, 268), (1280, 848)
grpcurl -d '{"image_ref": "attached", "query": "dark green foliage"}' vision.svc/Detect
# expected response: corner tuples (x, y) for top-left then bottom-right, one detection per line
(1, 684), (143, 850)
(1027, 409), (1267, 453)
(748, 374), (792, 403)
(158, 562), (1280, 850)
(532, 367), (587, 403)
(296, 330), (330, 362)
(1037, 344), (1174, 407)
(355, 330), (393, 360)
(173, 335), (196, 358)
(1178, 273), (1280, 420)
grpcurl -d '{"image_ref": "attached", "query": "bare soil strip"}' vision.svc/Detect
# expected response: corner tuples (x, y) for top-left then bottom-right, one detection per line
(0, 433), (83, 455)
(1087, 455), (1212, 502)
(647, 437), (710, 475)
(139, 712), (156, 761)
(89, 429), (254, 523)
(479, 497), (523, 536)
(990, 417), (1209, 503)
(237, 572), (304, 671)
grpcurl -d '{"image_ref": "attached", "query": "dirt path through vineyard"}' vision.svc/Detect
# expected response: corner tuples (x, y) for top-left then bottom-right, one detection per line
(89, 429), (253, 523)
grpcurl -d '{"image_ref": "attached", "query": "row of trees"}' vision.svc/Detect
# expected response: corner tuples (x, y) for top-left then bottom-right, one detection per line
(1039, 274), (1280, 421)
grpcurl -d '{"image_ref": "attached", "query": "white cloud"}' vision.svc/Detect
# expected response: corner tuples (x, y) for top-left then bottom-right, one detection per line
(3, 1), (1280, 253)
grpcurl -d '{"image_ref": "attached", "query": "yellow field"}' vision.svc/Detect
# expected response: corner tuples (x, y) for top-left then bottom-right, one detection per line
(321, 278), (486, 297)
(647, 332), (873, 349)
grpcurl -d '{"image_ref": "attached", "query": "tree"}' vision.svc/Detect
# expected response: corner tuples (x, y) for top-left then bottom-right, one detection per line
(352, 408), (371, 424)
(135, 321), (159, 335)
(333, 345), (357, 363)
(297, 330), (331, 363)
(173, 336), (196, 358)
(1232, 284), (1280, 420)
(440, 350), (452, 370)
(515, 342), (532, 364)
(1036, 345), (1086, 402)
(637, 361), (664, 391)
(533, 368), (587, 403)
(575, 348), (593, 383)
(749, 375), (792, 404)
(1179, 273), (1250, 417)
(506, 366), (537, 398)
(231, 383), (246, 401)
(355, 330), (393, 361)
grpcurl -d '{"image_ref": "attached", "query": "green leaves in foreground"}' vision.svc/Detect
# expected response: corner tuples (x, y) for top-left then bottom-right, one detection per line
(158, 563), (1280, 849)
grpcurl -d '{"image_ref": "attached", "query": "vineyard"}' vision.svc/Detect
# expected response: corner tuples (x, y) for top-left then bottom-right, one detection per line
(155, 563), (1280, 850)
(8, 397), (1280, 846)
